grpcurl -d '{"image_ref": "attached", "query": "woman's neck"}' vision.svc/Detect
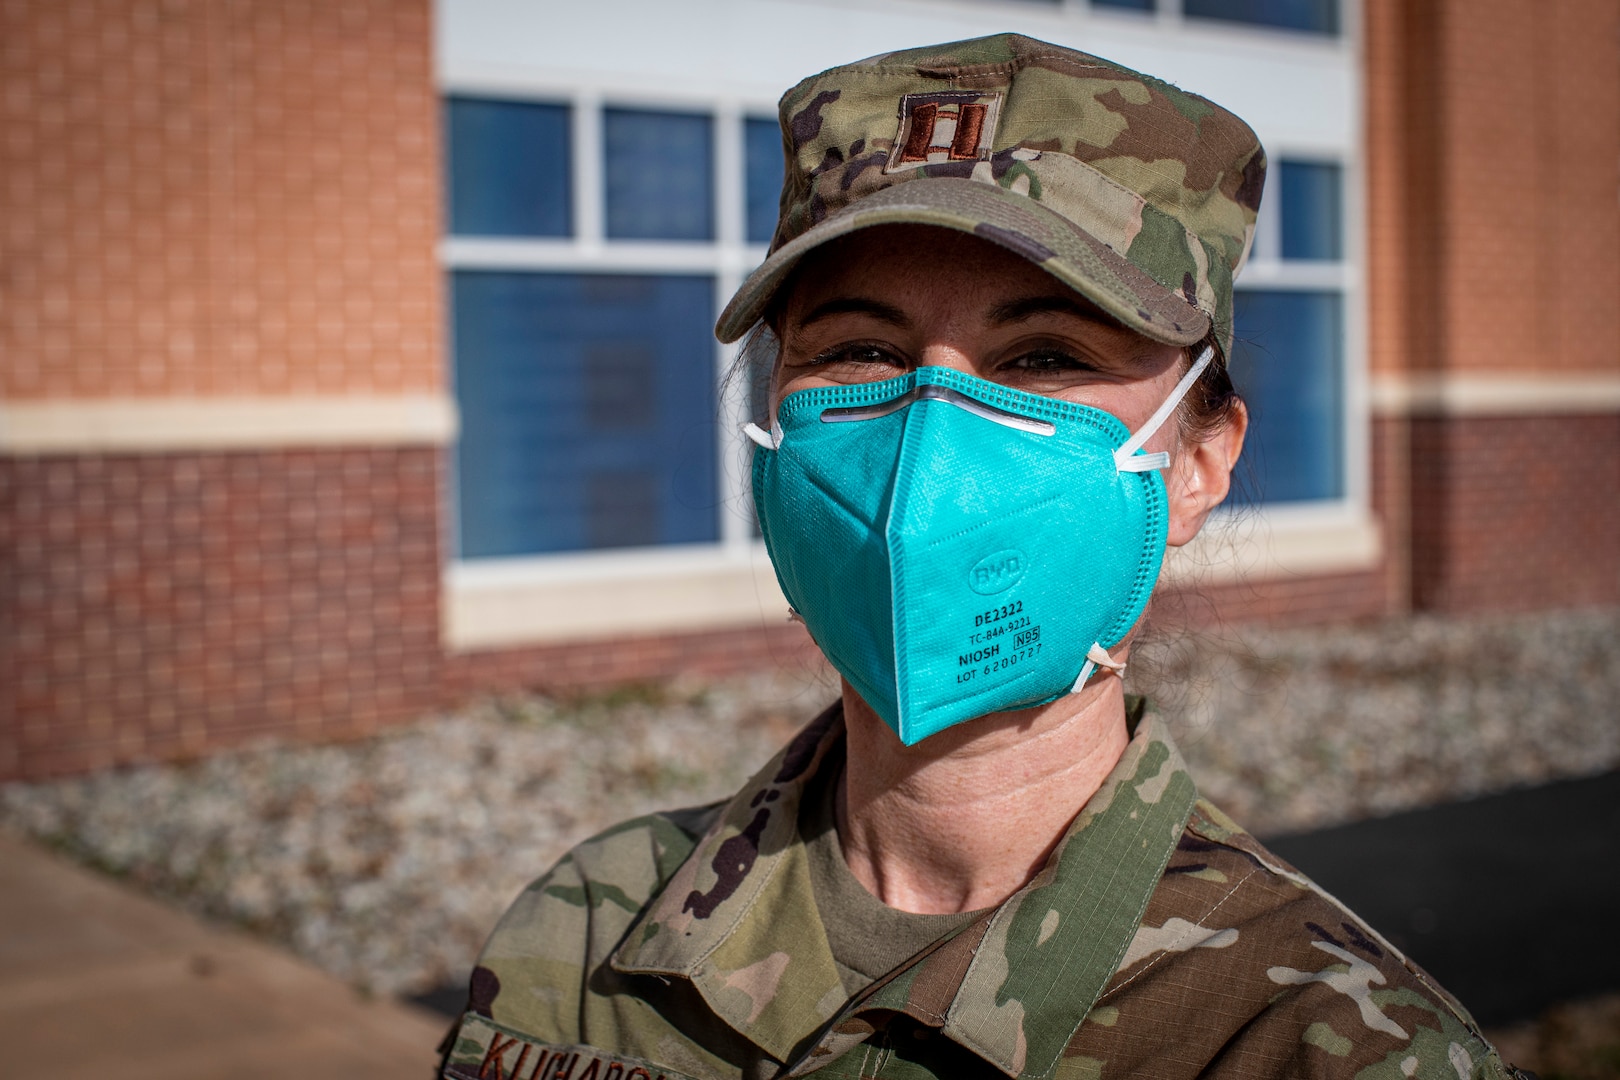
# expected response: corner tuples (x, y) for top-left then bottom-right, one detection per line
(834, 675), (1132, 914)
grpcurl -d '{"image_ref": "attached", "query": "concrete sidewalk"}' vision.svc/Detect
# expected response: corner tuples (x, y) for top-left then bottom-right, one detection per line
(0, 831), (451, 1079)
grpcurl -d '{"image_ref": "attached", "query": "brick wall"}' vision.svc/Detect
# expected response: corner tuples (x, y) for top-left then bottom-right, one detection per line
(1438, 0), (1619, 377)
(445, 623), (827, 700)
(1410, 414), (1620, 613)
(0, 1), (446, 781)
(1362, 0), (1428, 383)
(1152, 570), (1389, 635)
(1363, 0), (1620, 615)
(0, 0), (441, 398)
(1365, 0), (1620, 381)
(0, 448), (444, 778)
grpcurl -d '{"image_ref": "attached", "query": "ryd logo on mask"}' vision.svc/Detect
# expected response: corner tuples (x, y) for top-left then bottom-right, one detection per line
(968, 549), (1027, 595)
(751, 364), (1196, 745)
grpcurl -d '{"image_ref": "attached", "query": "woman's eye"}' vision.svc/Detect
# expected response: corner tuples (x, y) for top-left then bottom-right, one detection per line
(809, 344), (903, 368)
(1010, 349), (1090, 372)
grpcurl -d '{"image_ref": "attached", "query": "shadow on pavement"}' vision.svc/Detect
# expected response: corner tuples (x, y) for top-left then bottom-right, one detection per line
(413, 981), (474, 1020)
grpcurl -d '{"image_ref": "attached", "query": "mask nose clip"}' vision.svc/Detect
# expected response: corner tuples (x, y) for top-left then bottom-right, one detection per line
(747, 344), (1211, 470)
(820, 382), (1056, 436)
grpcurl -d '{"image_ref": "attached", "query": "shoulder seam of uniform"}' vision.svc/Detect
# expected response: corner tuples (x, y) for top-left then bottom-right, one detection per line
(1187, 810), (1497, 1048)
(1101, 862), (1264, 1000)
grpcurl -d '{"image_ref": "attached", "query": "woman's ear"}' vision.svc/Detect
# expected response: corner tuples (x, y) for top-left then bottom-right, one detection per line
(1165, 399), (1248, 548)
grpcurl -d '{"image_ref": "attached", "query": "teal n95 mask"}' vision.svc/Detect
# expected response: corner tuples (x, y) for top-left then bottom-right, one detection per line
(745, 348), (1212, 745)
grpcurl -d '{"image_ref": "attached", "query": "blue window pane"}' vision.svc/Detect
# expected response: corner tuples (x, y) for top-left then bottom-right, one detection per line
(745, 116), (784, 245)
(453, 272), (719, 556)
(1093, 0), (1155, 11)
(604, 109), (714, 241)
(446, 98), (571, 237)
(1183, 0), (1337, 35)
(1280, 159), (1343, 261)
(1227, 289), (1344, 505)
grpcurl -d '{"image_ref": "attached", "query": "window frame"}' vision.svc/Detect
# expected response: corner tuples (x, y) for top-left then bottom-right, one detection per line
(1084, 0), (1348, 40)
(1162, 136), (1371, 585)
(1176, 0), (1341, 37)
(441, 79), (784, 646)
(1229, 150), (1365, 512)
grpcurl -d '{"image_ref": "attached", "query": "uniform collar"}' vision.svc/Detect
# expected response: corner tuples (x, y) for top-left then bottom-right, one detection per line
(612, 699), (1197, 1079)
(610, 703), (850, 1061)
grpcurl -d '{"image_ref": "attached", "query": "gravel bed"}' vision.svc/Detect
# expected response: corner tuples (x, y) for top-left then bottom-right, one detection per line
(1132, 606), (1620, 835)
(1486, 991), (1620, 1079)
(3, 607), (1616, 998)
(0, 672), (834, 997)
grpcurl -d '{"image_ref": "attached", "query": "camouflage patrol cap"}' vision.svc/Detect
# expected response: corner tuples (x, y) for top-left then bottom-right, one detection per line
(715, 33), (1267, 354)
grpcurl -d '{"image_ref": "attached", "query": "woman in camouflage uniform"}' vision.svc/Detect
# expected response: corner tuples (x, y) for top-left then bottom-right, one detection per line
(443, 34), (1521, 1080)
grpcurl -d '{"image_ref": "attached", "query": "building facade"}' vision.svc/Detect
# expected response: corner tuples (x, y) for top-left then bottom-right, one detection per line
(2, 0), (1616, 779)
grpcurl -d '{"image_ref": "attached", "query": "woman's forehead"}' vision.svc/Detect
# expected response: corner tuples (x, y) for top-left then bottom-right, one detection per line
(780, 225), (1127, 332)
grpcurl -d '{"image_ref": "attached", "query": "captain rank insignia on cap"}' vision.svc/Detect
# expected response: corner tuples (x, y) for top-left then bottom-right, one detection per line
(885, 91), (1004, 171)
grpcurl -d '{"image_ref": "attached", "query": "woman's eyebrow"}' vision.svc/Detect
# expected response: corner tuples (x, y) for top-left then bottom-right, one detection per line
(987, 295), (1110, 325)
(797, 297), (911, 329)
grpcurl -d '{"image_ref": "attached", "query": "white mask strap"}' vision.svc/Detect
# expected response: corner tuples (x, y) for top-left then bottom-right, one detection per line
(743, 420), (782, 449)
(1071, 642), (1127, 692)
(1114, 345), (1215, 473)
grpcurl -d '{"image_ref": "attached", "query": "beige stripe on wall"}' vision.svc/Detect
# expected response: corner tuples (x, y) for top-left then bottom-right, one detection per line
(0, 396), (459, 454)
(1369, 373), (1620, 416)
(7, 373), (1616, 454)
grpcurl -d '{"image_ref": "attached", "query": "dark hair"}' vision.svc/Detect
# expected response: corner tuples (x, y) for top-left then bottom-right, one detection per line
(1177, 331), (1245, 446)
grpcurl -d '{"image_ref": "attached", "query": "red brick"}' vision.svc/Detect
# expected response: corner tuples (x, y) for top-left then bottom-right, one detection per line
(0, 448), (445, 780)
(0, 0), (441, 398)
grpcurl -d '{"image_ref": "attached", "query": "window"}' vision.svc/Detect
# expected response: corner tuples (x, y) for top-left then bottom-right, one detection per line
(445, 98), (572, 238)
(1228, 158), (1348, 507)
(745, 116), (784, 245)
(445, 99), (771, 561)
(445, 114), (1352, 551)
(1279, 159), (1343, 261)
(1229, 290), (1344, 504)
(1182, 0), (1339, 36)
(603, 109), (715, 241)
(453, 273), (718, 556)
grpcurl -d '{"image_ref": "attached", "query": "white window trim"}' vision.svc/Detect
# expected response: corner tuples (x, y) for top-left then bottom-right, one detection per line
(445, 513), (1382, 650)
(1166, 502), (1382, 590)
(442, 83), (779, 562)
(445, 544), (790, 649)
(1225, 142), (1370, 544)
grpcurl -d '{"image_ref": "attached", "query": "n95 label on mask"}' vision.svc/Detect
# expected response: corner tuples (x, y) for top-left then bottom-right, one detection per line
(956, 597), (1042, 686)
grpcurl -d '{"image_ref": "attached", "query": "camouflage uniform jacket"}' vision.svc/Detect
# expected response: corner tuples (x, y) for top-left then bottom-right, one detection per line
(446, 701), (1517, 1080)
